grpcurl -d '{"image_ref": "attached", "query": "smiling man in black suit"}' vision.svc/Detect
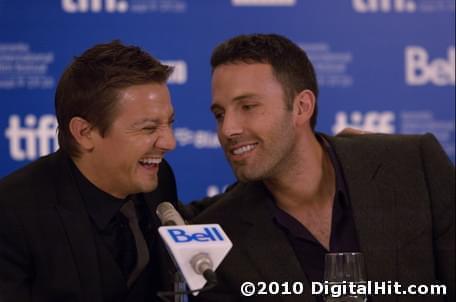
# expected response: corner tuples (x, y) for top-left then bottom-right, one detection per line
(0, 41), (181, 302)
(192, 34), (454, 302)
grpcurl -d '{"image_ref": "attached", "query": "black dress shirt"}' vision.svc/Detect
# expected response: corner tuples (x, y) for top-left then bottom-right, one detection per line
(69, 159), (161, 301)
(269, 134), (360, 286)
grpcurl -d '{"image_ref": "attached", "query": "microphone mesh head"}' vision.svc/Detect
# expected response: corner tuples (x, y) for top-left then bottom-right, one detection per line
(156, 201), (185, 225)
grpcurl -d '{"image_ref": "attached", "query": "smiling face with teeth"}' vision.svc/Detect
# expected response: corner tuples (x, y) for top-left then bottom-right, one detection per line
(211, 63), (298, 182)
(74, 83), (176, 199)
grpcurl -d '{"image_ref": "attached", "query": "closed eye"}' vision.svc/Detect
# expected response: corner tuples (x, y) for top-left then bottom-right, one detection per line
(242, 104), (257, 111)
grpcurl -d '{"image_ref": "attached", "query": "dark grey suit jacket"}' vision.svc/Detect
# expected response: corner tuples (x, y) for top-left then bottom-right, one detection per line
(0, 150), (180, 302)
(192, 134), (455, 302)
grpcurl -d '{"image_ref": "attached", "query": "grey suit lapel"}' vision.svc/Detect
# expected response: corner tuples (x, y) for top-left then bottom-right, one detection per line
(328, 136), (398, 285)
(52, 152), (103, 302)
(239, 183), (317, 302)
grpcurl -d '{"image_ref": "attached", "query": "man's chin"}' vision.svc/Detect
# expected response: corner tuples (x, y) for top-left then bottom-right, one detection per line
(137, 180), (158, 193)
(234, 169), (262, 183)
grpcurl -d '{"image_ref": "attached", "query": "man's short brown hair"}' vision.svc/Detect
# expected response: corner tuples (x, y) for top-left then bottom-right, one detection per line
(211, 34), (319, 129)
(55, 40), (173, 157)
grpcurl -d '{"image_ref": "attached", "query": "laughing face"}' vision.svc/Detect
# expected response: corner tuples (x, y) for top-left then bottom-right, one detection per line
(87, 83), (176, 198)
(211, 63), (297, 182)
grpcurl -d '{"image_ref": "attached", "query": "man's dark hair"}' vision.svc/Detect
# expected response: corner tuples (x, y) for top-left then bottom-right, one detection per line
(210, 33), (319, 129)
(55, 40), (173, 157)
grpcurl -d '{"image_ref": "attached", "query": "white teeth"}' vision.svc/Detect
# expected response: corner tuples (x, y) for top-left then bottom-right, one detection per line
(232, 144), (256, 155)
(139, 158), (162, 165)
(150, 158), (162, 164)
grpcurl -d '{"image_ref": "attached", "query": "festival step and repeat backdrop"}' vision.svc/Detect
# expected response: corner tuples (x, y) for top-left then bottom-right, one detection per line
(0, 0), (454, 202)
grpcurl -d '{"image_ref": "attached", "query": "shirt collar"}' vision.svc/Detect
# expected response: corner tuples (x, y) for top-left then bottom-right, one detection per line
(69, 158), (127, 230)
(316, 133), (349, 208)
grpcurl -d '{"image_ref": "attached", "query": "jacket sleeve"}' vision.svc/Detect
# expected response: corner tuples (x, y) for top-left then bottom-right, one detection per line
(0, 207), (32, 302)
(184, 182), (240, 219)
(183, 196), (221, 220)
(420, 133), (455, 301)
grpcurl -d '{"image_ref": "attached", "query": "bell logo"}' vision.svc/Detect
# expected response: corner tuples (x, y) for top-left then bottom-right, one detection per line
(4, 114), (59, 161)
(62, 0), (128, 13)
(167, 227), (225, 243)
(405, 46), (455, 86)
(352, 0), (416, 12)
(332, 111), (395, 134)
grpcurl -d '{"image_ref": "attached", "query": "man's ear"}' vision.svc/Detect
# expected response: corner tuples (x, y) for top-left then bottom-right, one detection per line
(293, 89), (315, 126)
(69, 117), (96, 152)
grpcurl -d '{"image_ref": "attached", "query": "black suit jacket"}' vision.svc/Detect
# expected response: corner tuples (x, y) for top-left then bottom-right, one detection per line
(0, 150), (179, 302)
(192, 134), (455, 302)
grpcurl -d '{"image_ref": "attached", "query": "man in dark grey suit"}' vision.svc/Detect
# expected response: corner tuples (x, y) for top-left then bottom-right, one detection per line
(192, 34), (454, 301)
(0, 41), (181, 302)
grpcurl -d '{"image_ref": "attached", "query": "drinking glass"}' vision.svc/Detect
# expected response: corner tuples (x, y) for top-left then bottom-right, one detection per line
(323, 252), (367, 302)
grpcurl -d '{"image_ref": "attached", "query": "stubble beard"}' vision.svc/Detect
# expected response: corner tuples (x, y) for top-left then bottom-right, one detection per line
(228, 117), (296, 183)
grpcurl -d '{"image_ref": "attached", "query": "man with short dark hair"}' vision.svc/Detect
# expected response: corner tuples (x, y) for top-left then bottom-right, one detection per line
(0, 41), (179, 302)
(193, 34), (454, 301)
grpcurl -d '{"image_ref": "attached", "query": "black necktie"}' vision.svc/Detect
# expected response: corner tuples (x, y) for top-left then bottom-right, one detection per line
(119, 200), (150, 288)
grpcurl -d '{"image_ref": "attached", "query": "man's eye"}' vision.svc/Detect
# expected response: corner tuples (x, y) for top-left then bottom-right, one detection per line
(242, 104), (256, 110)
(213, 112), (224, 121)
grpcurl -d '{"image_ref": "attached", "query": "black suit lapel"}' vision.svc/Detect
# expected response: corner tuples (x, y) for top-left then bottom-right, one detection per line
(51, 152), (103, 302)
(142, 160), (181, 293)
(143, 193), (177, 292)
(239, 184), (316, 302)
(328, 136), (398, 286)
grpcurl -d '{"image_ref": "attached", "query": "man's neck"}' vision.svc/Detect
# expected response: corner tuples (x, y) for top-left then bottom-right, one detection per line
(264, 133), (336, 212)
(264, 133), (336, 249)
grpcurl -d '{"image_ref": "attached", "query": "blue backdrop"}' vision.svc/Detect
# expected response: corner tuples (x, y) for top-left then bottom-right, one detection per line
(0, 0), (454, 202)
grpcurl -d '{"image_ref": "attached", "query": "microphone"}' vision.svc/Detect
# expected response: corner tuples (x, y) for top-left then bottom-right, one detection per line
(156, 201), (186, 226)
(156, 202), (232, 295)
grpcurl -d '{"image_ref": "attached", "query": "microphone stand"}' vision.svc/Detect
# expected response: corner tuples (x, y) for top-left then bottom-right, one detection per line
(173, 271), (186, 302)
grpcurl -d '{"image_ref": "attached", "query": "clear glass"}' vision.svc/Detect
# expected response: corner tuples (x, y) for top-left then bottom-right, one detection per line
(323, 252), (367, 302)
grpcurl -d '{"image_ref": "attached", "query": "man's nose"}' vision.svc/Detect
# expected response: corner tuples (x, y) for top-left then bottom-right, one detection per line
(156, 126), (176, 152)
(219, 112), (243, 139)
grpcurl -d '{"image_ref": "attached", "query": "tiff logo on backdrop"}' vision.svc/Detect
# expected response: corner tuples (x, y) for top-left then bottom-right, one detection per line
(62, 0), (129, 13)
(5, 115), (58, 161)
(352, 0), (416, 12)
(332, 111), (396, 134)
(405, 46), (455, 86)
